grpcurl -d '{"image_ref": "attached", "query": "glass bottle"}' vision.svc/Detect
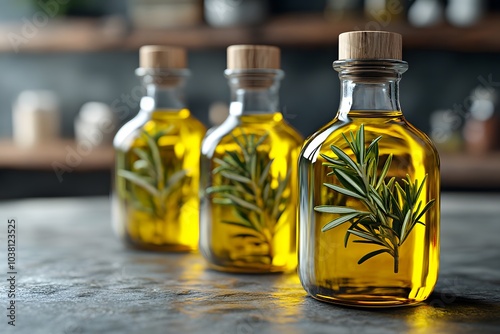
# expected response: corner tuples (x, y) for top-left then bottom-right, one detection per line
(298, 32), (440, 307)
(112, 46), (206, 252)
(200, 45), (303, 273)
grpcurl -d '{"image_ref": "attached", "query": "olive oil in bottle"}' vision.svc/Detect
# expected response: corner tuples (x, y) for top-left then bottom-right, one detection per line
(200, 45), (303, 273)
(298, 32), (440, 306)
(112, 46), (206, 252)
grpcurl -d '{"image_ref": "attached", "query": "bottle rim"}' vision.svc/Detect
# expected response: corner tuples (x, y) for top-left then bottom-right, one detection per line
(224, 68), (284, 80)
(135, 68), (191, 77)
(333, 59), (408, 74)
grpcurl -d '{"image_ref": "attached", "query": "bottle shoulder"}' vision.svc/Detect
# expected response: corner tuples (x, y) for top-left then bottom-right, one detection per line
(202, 114), (303, 157)
(113, 112), (149, 149)
(114, 109), (206, 151)
(300, 114), (439, 164)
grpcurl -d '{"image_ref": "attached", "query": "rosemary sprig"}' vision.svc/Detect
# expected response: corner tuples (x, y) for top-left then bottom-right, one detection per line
(314, 124), (435, 273)
(118, 127), (188, 237)
(207, 132), (290, 261)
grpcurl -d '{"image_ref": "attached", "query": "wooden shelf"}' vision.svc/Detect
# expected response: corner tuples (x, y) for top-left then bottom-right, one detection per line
(440, 152), (500, 189)
(1, 139), (500, 189)
(0, 140), (113, 171)
(0, 14), (499, 53)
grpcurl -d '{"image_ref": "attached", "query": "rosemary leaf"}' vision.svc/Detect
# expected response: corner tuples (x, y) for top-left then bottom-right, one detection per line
(334, 169), (366, 196)
(213, 198), (232, 205)
(342, 132), (358, 158)
(414, 199), (436, 224)
(133, 159), (150, 171)
(118, 170), (159, 198)
(166, 169), (188, 189)
(320, 153), (347, 166)
(322, 183), (365, 200)
(314, 206), (368, 214)
(225, 151), (247, 172)
(233, 234), (262, 239)
(330, 145), (362, 175)
(220, 171), (252, 184)
(366, 136), (382, 157)
(142, 131), (164, 189)
(259, 159), (274, 186)
(322, 213), (360, 232)
(347, 229), (384, 244)
(132, 148), (154, 168)
(254, 132), (269, 148)
(206, 185), (242, 194)
(221, 221), (252, 228)
(376, 154), (393, 190)
(415, 174), (428, 202)
(358, 124), (365, 163)
(358, 249), (391, 265)
(399, 210), (412, 244)
(219, 193), (262, 213)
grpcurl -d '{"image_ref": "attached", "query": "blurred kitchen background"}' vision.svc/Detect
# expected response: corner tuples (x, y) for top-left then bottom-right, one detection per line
(0, 0), (499, 199)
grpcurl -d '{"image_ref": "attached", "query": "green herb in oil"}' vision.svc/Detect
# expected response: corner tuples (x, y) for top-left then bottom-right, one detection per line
(207, 132), (289, 259)
(118, 127), (188, 221)
(314, 124), (435, 273)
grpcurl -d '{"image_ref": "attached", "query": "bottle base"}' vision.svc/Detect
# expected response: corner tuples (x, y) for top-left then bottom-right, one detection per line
(307, 286), (425, 308)
(205, 262), (294, 274)
(310, 293), (422, 308)
(124, 240), (197, 253)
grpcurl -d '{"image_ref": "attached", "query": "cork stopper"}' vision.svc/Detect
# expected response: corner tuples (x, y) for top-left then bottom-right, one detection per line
(338, 31), (402, 60)
(139, 45), (187, 69)
(227, 45), (280, 70)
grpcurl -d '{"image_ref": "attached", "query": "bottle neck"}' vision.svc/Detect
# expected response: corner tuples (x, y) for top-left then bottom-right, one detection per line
(225, 69), (283, 116)
(136, 68), (189, 112)
(333, 60), (408, 120)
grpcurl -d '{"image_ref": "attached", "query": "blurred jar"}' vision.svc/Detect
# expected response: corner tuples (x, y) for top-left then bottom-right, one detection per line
(364, 0), (405, 23)
(128, 0), (202, 28)
(325, 0), (362, 20)
(463, 86), (498, 154)
(408, 0), (444, 27)
(12, 90), (60, 148)
(430, 109), (462, 153)
(74, 102), (117, 147)
(446, 0), (486, 27)
(204, 0), (268, 27)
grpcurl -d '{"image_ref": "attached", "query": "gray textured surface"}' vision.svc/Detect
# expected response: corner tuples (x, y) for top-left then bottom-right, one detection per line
(1, 193), (500, 334)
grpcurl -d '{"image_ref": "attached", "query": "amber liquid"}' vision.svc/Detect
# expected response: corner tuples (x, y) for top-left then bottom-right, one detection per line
(298, 111), (440, 306)
(200, 112), (303, 273)
(113, 109), (206, 251)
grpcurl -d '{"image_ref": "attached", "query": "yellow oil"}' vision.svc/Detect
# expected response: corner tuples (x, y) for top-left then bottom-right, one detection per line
(113, 109), (206, 252)
(298, 111), (440, 306)
(200, 112), (303, 273)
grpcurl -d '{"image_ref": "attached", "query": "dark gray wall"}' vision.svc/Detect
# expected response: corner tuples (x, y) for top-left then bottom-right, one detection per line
(0, 48), (498, 139)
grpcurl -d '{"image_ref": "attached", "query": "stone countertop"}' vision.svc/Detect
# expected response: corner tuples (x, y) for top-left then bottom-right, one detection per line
(1, 193), (500, 334)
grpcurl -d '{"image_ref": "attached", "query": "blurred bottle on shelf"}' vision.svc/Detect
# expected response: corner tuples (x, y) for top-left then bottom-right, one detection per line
(446, 0), (486, 27)
(12, 90), (60, 148)
(204, 0), (268, 27)
(325, 0), (362, 20)
(364, 0), (405, 24)
(208, 101), (229, 127)
(430, 109), (463, 153)
(128, 0), (202, 28)
(463, 86), (498, 154)
(408, 0), (444, 27)
(74, 102), (117, 147)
